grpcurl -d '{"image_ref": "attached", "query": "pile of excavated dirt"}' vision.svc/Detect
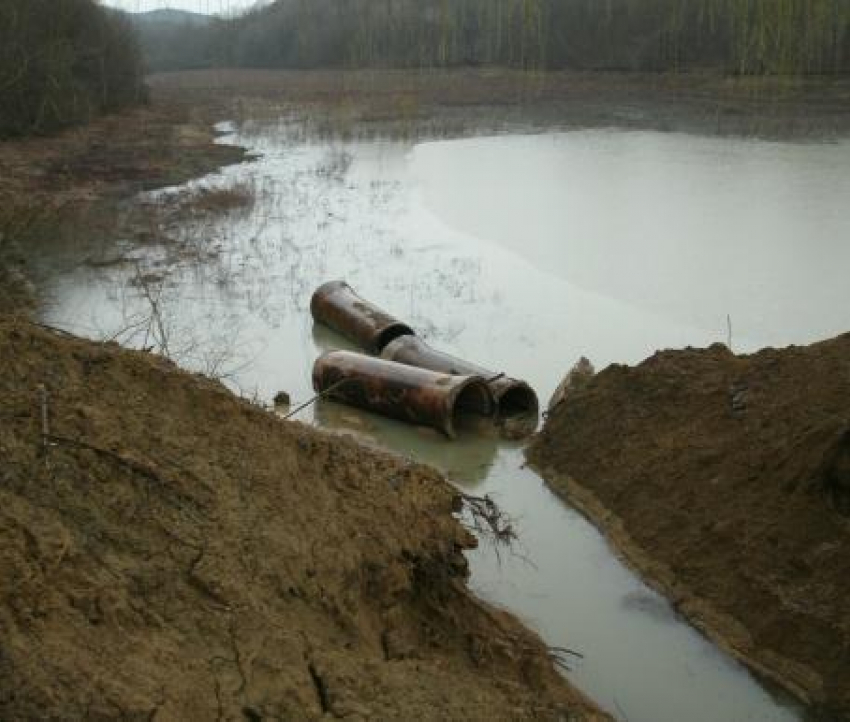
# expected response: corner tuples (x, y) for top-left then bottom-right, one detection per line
(528, 337), (850, 719)
(0, 317), (604, 720)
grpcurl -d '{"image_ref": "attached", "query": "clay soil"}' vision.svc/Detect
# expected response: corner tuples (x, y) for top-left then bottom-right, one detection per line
(0, 316), (606, 720)
(528, 338), (850, 719)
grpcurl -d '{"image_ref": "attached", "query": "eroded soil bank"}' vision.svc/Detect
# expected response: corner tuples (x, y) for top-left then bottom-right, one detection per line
(0, 75), (604, 720)
(528, 338), (850, 719)
(0, 317), (606, 720)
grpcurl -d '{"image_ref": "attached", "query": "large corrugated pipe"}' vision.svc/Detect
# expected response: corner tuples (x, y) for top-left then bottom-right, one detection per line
(310, 280), (414, 354)
(381, 335), (539, 417)
(312, 350), (495, 438)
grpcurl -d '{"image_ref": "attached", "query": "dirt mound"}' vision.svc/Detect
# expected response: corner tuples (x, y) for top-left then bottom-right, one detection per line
(0, 317), (603, 720)
(529, 337), (850, 718)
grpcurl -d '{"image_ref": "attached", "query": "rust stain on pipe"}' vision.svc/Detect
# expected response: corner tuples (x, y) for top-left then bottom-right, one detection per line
(380, 335), (539, 417)
(312, 350), (495, 438)
(310, 280), (414, 354)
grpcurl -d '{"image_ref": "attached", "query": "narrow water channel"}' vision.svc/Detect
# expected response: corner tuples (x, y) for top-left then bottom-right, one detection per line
(30, 119), (850, 721)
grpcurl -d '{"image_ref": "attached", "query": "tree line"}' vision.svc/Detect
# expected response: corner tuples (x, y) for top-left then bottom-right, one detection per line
(0, 0), (145, 138)
(140, 0), (849, 75)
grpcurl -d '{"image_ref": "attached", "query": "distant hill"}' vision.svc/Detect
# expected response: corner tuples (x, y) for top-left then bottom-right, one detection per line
(129, 8), (219, 72)
(133, 8), (212, 27)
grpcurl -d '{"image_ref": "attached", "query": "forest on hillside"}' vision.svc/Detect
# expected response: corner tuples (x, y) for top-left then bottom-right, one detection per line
(139, 0), (850, 75)
(0, 0), (145, 137)
(1, 0), (846, 139)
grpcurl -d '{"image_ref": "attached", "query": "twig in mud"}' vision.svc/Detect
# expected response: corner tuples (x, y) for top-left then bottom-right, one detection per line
(548, 645), (584, 673)
(101, 268), (259, 386)
(25, 320), (78, 339)
(458, 492), (517, 557)
(727, 313), (733, 352)
(45, 433), (165, 484)
(281, 378), (351, 420)
(134, 264), (171, 359)
(37, 383), (50, 456)
(102, 314), (153, 345)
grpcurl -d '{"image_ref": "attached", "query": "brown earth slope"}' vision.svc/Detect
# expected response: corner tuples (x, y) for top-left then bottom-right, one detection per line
(0, 317), (604, 720)
(528, 338), (850, 719)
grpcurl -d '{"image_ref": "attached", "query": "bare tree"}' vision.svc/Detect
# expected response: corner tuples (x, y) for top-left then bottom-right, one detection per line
(0, 0), (145, 138)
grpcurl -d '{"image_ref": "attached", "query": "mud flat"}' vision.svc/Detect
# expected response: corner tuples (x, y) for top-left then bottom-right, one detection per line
(0, 97), (248, 318)
(0, 317), (606, 720)
(148, 68), (850, 140)
(528, 337), (850, 719)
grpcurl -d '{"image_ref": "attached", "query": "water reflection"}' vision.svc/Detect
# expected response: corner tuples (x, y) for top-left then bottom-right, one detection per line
(620, 590), (677, 624)
(314, 400), (499, 489)
(310, 318), (360, 354)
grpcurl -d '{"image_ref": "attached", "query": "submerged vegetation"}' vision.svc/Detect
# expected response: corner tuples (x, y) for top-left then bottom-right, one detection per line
(138, 0), (849, 75)
(0, 0), (145, 138)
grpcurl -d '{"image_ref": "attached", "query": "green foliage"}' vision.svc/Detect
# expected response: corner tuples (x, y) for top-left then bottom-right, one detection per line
(0, 0), (146, 138)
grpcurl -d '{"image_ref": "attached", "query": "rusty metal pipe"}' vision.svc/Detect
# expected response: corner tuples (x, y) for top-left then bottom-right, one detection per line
(380, 335), (539, 417)
(312, 351), (495, 438)
(310, 280), (414, 354)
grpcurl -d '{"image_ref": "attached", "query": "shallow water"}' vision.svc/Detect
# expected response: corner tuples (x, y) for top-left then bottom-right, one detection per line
(31, 119), (850, 721)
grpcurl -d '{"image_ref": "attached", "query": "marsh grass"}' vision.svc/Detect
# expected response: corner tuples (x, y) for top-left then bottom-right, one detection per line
(171, 182), (257, 217)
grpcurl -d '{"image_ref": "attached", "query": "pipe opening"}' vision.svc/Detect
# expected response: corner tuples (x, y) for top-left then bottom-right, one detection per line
(451, 381), (496, 435)
(375, 324), (415, 353)
(497, 384), (539, 417)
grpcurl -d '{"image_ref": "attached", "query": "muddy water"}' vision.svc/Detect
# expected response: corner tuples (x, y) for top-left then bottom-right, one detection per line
(31, 120), (850, 721)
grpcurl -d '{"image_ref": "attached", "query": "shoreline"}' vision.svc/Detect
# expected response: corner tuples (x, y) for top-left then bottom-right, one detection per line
(527, 461), (817, 709)
(148, 67), (850, 141)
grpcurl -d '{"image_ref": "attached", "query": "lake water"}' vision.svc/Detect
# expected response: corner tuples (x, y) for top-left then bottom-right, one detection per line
(31, 119), (850, 721)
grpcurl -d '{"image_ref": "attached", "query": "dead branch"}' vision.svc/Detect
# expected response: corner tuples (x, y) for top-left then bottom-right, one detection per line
(133, 264), (171, 359)
(37, 383), (49, 455)
(458, 492), (517, 549)
(27, 320), (78, 339)
(45, 433), (165, 485)
(548, 645), (584, 672)
(281, 378), (351, 420)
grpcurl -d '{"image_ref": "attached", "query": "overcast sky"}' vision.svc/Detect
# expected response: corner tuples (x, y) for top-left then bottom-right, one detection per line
(102, 0), (259, 14)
